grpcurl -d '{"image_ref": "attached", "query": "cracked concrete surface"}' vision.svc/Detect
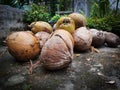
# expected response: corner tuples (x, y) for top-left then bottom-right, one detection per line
(0, 46), (120, 90)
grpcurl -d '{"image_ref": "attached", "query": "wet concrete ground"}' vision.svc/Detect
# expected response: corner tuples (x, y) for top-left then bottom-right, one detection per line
(0, 46), (120, 90)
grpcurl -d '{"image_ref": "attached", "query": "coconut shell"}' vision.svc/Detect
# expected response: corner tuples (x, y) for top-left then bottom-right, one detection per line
(53, 29), (74, 46)
(73, 27), (92, 52)
(28, 21), (53, 34)
(68, 13), (86, 29)
(35, 31), (50, 49)
(39, 29), (74, 70)
(6, 31), (40, 61)
(90, 29), (105, 47)
(104, 32), (120, 47)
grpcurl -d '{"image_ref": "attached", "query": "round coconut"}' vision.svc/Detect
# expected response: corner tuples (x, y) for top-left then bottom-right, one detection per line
(68, 13), (86, 29)
(6, 31), (40, 61)
(54, 16), (75, 34)
(28, 21), (53, 34)
(35, 31), (50, 49)
(89, 29), (105, 47)
(39, 29), (74, 70)
(103, 31), (120, 47)
(73, 27), (93, 52)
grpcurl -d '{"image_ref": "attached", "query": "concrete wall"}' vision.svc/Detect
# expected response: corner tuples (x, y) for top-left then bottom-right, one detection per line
(0, 5), (26, 45)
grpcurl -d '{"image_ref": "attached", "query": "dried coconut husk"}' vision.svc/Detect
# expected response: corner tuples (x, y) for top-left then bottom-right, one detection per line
(29, 29), (74, 74)
(89, 29), (105, 48)
(68, 13), (86, 29)
(103, 31), (120, 47)
(28, 21), (53, 34)
(35, 31), (50, 49)
(73, 27), (92, 52)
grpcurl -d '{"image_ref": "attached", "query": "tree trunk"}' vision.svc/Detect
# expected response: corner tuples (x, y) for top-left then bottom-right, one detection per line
(115, 0), (119, 15)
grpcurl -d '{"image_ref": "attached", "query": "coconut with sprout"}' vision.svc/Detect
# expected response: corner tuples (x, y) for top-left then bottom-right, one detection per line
(68, 13), (86, 29)
(73, 27), (92, 52)
(54, 16), (75, 34)
(6, 31), (40, 61)
(28, 21), (53, 34)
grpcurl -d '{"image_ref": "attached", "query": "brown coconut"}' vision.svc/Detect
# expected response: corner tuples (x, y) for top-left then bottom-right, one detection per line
(6, 31), (40, 61)
(103, 32), (120, 47)
(39, 29), (74, 70)
(35, 31), (50, 49)
(53, 29), (74, 46)
(89, 29), (105, 47)
(28, 21), (53, 34)
(73, 27), (93, 52)
(68, 13), (86, 29)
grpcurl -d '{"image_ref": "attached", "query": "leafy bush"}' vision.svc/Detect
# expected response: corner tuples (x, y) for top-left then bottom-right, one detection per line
(87, 14), (120, 35)
(49, 14), (67, 26)
(87, 0), (120, 36)
(24, 3), (50, 23)
(89, 0), (110, 18)
(87, 17), (111, 31)
(50, 14), (61, 21)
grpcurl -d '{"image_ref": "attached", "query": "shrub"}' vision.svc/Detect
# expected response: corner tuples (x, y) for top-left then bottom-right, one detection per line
(24, 3), (50, 23)
(87, 17), (111, 31)
(87, 14), (120, 35)
(50, 14), (61, 21)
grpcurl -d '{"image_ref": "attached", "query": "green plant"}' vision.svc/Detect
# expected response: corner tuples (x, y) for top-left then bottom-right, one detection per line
(49, 14), (67, 26)
(87, 14), (120, 35)
(0, 0), (28, 8)
(87, 17), (111, 31)
(90, 0), (110, 18)
(57, 0), (71, 11)
(87, 0), (120, 35)
(0, 0), (17, 7)
(50, 14), (61, 21)
(24, 3), (51, 23)
(22, 83), (32, 90)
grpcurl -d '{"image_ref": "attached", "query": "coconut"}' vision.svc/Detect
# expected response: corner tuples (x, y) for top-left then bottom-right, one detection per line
(28, 21), (53, 34)
(6, 31), (40, 61)
(68, 13), (86, 29)
(53, 29), (74, 46)
(35, 31), (50, 49)
(54, 16), (75, 34)
(89, 29), (105, 47)
(73, 27), (92, 52)
(103, 32), (120, 47)
(39, 29), (74, 70)
(26, 31), (34, 35)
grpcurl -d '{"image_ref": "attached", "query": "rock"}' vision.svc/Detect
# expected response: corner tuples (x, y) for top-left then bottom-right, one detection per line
(5, 74), (26, 86)
(0, 5), (26, 45)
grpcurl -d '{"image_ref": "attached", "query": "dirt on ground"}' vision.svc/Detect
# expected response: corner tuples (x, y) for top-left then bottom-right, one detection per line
(0, 46), (120, 90)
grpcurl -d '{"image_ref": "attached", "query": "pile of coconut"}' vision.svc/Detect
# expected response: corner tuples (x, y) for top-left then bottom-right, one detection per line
(6, 13), (120, 74)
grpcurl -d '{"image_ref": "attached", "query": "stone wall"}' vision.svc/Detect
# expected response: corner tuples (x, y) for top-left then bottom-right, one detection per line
(0, 5), (26, 45)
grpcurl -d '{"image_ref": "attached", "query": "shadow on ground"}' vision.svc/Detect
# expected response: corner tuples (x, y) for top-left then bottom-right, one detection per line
(0, 46), (120, 90)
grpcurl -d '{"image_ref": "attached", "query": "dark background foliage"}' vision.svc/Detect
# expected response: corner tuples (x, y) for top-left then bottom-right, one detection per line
(0, 0), (120, 35)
